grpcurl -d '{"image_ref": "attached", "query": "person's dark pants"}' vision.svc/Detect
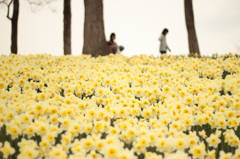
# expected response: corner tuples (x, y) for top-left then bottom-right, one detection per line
(160, 51), (167, 54)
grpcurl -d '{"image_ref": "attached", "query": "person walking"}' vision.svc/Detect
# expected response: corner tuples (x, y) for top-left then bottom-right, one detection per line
(159, 28), (171, 55)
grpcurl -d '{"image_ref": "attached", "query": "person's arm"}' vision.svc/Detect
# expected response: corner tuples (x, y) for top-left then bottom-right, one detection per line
(108, 45), (113, 52)
(109, 43), (118, 49)
(167, 44), (171, 52)
(108, 42), (118, 53)
(164, 37), (171, 52)
(158, 34), (163, 41)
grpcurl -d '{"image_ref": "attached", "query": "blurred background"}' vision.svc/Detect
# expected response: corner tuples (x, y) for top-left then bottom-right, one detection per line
(0, 0), (240, 57)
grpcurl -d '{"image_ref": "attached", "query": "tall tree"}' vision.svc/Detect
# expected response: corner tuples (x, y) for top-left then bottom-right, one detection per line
(83, 0), (109, 57)
(26, 0), (58, 12)
(63, 0), (71, 55)
(28, 0), (70, 56)
(184, 0), (200, 55)
(1, 0), (58, 54)
(1, 0), (19, 54)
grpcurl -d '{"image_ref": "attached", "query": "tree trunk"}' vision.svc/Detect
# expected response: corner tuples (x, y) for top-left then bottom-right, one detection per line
(184, 0), (200, 55)
(83, 0), (109, 57)
(11, 0), (19, 54)
(63, 0), (71, 55)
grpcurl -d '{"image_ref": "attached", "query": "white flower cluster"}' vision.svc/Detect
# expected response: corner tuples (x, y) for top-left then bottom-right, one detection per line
(0, 53), (240, 159)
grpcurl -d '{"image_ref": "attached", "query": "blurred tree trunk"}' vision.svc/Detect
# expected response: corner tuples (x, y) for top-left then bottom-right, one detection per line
(83, 0), (109, 57)
(63, 0), (71, 55)
(4, 0), (19, 54)
(184, 0), (200, 55)
(11, 0), (19, 54)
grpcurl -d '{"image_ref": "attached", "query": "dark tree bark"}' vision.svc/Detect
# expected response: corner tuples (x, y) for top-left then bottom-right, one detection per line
(83, 0), (109, 57)
(11, 0), (19, 54)
(184, 0), (200, 55)
(3, 0), (19, 54)
(63, 0), (71, 55)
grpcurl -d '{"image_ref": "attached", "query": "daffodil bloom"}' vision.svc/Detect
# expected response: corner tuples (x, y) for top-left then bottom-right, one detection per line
(219, 151), (232, 159)
(206, 134), (221, 148)
(165, 150), (190, 159)
(233, 148), (240, 159)
(190, 143), (206, 159)
(86, 150), (103, 159)
(1, 53), (240, 158)
(7, 125), (20, 140)
(0, 141), (15, 159)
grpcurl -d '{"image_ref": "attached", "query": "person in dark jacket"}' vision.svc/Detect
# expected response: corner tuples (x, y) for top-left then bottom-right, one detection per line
(107, 33), (124, 54)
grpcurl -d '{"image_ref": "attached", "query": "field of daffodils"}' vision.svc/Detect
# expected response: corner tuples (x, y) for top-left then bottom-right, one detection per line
(0, 53), (240, 159)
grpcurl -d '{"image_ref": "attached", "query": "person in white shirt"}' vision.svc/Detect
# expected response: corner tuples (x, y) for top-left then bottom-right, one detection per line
(159, 28), (171, 55)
